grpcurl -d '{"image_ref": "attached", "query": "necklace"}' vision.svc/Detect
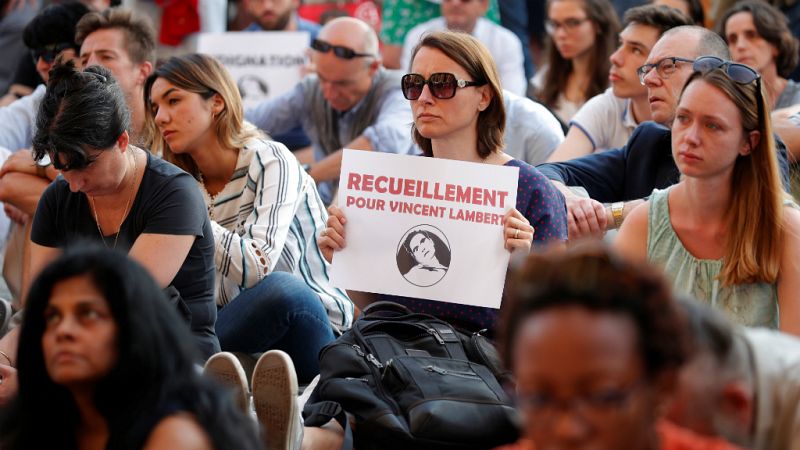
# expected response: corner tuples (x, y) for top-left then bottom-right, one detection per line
(90, 149), (138, 250)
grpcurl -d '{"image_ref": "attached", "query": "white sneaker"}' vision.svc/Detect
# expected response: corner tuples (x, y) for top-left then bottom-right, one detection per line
(203, 351), (250, 415)
(252, 350), (302, 450)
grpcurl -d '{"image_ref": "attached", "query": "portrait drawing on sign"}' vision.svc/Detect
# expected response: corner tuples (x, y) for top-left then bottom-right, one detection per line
(396, 225), (451, 287)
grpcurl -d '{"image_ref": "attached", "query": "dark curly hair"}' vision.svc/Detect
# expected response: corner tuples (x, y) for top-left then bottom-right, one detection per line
(498, 242), (690, 380)
(717, 0), (799, 78)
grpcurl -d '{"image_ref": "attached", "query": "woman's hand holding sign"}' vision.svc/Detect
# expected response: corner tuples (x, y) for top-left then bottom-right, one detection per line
(319, 205), (347, 263)
(503, 208), (534, 253)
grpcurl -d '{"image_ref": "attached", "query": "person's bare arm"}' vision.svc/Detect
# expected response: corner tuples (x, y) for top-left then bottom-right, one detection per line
(128, 234), (196, 288)
(550, 180), (644, 240)
(612, 201), (650, 261)
(0, 172), (50, 216)
(143, 414), (213, 450)
(546, 126), (594, 162)
(774, 115), (800, 163)
(778, 207), (800, 336)
(308, 136), (372, 183)
(26, 241), (61, 303)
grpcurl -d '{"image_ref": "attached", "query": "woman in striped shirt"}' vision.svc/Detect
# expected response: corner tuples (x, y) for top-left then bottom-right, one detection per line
(143, 53), (354, 383)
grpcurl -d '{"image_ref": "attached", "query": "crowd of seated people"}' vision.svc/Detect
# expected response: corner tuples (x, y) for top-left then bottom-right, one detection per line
(0, 1), (796, 449)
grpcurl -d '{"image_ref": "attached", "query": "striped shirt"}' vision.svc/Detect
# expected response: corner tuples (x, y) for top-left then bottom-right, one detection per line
(202, 138), (354, 333)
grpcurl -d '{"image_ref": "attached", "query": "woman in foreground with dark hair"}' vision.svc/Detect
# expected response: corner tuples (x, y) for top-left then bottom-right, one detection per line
(496, 243), (740, 450)
(0, 246), (263, 450)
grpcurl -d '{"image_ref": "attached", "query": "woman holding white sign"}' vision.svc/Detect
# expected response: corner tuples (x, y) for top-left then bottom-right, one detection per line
(143, 54), (355, 387)
(320, 31), (568, 331)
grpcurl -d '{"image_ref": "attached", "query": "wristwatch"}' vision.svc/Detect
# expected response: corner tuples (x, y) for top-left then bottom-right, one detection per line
(611, 201), (625, 229)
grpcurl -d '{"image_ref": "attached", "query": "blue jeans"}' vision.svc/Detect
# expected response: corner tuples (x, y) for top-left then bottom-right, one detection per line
(215, 272), (335, 383)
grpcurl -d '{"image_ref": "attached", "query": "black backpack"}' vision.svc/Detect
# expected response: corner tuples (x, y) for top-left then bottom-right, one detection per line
(303, 302), (519, 450)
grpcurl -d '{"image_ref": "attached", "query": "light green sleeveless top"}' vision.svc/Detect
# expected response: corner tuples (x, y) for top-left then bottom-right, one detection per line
(646, 187), (778, 329)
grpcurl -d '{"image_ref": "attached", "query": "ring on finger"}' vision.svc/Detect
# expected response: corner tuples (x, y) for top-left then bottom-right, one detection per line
(514, 228), (519, 239)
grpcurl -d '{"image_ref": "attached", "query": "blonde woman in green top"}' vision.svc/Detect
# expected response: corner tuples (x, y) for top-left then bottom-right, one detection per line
(615, 57), (800, 335)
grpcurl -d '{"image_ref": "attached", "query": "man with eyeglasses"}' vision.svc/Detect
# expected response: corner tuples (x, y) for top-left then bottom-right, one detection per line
(399, 0), (527, 96)
(245, 17), (413, 205)
(547, 5), (692, 162)
(536, 26), (735, 240)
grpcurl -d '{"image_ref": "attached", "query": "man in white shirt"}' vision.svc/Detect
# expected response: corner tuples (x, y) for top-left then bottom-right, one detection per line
(547, 5), (692, 162)
(400, 0), (527, 96)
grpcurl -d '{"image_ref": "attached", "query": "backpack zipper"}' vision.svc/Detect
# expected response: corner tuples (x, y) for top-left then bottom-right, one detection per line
(424, 365), (480, 379)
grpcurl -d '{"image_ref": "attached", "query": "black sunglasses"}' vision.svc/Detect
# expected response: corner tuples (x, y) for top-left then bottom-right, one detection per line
(310, 38), (373, 59)
(692, 56), (760, 85)
(401, 73), (486, 100)
(31, 42), (75, 65)
(693, 56), (763, 116)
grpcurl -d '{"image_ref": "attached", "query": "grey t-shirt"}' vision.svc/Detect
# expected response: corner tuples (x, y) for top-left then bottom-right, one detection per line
(777, 79), (800, 109)
(31, 152), (219, 358)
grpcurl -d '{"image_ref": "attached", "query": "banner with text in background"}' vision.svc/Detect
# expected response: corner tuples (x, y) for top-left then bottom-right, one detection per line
(197, 31), (309, 108)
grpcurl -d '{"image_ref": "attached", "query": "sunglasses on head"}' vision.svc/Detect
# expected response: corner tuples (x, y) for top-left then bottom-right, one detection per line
(401, 73), (486, 100)
(31, 42), (75, 65)
(692, 56), (760, 85)
(310, 38), (373, 59)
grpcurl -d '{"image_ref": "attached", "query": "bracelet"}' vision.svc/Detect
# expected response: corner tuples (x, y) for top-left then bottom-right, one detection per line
(36, 164), (47, 179)
(0, 350), (12, 367)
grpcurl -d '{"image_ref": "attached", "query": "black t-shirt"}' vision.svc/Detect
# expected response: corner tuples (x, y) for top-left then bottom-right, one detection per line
(32, 152), (219, 358)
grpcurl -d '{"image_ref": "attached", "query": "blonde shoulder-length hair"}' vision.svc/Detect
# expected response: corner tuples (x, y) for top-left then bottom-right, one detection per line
(680, 69), (785, 286)
(142, 53), (263, 177)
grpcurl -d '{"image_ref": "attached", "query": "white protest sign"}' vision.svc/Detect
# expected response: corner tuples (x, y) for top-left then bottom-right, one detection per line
(331, 150), (519, 309)
(196, 31), (308, 108)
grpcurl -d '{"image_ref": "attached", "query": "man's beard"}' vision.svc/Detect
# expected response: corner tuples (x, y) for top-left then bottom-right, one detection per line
(259, 9), (293, 31)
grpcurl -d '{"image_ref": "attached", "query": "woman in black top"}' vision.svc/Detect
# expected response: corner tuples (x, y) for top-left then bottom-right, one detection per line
(28, 61), (218, 358)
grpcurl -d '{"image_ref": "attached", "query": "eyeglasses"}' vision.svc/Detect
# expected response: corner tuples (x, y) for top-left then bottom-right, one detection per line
(401, 73), (486, 100)
(637, 56), (695, 85)
(545, 17), (590, 35)
(310, 38), (373, 59)
(517, 382), (643, 425)
(31, 42), (75, 65)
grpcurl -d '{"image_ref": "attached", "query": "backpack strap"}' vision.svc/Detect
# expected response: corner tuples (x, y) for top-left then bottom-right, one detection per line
(303, 400), (354, 450)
